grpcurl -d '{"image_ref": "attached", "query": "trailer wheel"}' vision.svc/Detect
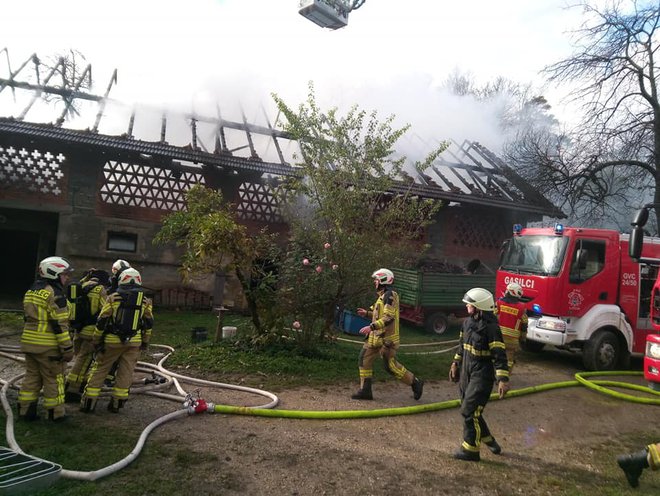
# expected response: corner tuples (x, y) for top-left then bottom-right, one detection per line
(425, 312), (449, 335)
(583, 329), (619, 371)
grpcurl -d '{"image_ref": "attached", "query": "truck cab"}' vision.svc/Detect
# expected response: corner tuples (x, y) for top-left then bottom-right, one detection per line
(497, 223), (660, 370)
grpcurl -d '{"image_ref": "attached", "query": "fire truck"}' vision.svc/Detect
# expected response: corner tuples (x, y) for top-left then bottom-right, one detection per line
(496, 223), (660, 371)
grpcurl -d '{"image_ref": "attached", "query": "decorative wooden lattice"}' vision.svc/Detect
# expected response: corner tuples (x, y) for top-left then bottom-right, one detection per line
(100, 160), (205, 211)
(235, 182), (282, 223)
(0, 145), (66, 196)
(453, 211), (509, 249)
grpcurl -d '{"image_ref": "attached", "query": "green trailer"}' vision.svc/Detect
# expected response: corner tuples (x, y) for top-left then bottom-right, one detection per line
(392, 268), (496, 334)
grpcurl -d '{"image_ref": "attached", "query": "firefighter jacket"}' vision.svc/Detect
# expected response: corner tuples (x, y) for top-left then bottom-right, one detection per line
(21, 278), (73, 356)
(78, 281), (109, 339)
(495, 295), (528, 341)
(93, 287), (153, 347)
(367, 287), (400, 348)
(453, 311), (509, 391)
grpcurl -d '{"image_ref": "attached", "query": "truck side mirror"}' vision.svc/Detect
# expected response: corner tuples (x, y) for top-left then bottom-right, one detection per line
(630, 226), (644, 260)
(632, 207), (649, 227)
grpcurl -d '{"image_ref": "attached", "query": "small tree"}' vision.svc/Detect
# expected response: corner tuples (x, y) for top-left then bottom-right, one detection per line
(272, 83), (446, 334)
(154, 185), (277, 333)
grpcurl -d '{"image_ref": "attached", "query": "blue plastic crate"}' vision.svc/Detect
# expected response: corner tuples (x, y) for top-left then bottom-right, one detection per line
(339, 310), (370, 335)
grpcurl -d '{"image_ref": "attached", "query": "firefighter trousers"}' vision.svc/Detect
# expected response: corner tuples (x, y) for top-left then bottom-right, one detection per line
(18, 351), (66, 419)
(66, 337), (95, 393)
(459, 380), (494, 452)
(82, 344), (140, 409)
(357, 342), (414, 388)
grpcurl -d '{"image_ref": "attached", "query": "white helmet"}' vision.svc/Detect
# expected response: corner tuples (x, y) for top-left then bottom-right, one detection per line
(38, 256), (74, 280)
(462, 287), (495, 312)
(112, 259), (131, 275)
(372, 268), (394, 286)
(506, 282), (523, 298)
(118, 268), (142, 286)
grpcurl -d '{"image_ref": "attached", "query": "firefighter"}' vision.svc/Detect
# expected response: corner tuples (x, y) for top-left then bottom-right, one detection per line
(617, 442), (660, 488)
(80, 268), (153, 413)
(352, 268), (424, 401)
(64, 269), (110, 402)
(495, 282), (528, 373)
(108, 259), (131, 293)
(449, 287), (510, 461)
(18, 256), (75, 422)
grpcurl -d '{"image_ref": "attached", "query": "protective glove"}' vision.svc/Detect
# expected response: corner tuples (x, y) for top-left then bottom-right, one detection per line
(356, 308), (368, 317)
(449, 362), (460, 383)
(498, 380), (510, 399)
(358, 325), (372, 336)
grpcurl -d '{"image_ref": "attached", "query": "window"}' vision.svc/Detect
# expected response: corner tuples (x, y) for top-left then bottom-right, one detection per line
(569, 239), (605, 283)
(107, 231), (137, 253)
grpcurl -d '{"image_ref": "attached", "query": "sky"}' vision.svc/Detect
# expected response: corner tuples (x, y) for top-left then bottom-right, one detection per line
(1, 0), (599, 158)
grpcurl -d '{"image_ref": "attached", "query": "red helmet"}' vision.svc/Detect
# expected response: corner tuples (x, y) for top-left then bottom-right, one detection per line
(38, 256), (74, 280)
(118, 268), (142, 286)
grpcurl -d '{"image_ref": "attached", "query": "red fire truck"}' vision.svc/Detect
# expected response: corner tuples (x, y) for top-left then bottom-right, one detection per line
(496, 223), (660, 371)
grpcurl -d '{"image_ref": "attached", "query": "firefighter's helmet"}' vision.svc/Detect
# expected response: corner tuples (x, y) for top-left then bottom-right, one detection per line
(462, 287), (495, 312)
(38, 256), (74, 280)
(506, 282), (524, 298)
(372, 268), (394, 286)
(112, 259), (131, 275)
(118, 268), (142, 286)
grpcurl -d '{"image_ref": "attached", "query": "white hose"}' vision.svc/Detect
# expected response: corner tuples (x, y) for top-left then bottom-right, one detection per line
(0, 342), (281, 481)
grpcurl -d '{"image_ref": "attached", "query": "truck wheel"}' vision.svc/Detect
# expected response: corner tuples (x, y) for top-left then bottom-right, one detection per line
(520, 340), (545, 353)
(583, 330), (619, 371)
(425, 312), (449, 335)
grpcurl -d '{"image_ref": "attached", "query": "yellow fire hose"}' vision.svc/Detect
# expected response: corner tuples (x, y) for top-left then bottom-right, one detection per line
(210, 371), (659, 419)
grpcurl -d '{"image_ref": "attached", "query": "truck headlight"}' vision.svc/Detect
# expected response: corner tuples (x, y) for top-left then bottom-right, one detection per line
(537, 319), (566, 332)
(646, 342), (660, 359)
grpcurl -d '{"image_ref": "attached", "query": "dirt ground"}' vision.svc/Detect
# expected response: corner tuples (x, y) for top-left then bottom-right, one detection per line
(2, 335), (660, 495)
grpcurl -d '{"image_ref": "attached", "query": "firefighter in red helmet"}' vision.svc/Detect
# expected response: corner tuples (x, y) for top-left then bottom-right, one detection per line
(352, 268), (424, 401)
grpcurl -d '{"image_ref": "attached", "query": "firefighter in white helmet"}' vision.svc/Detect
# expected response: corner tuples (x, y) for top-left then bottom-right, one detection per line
(109, 259), (131, 293)
(80, 268), (153, 413)
(18, 256), (75, 421)
(449, 287), (509, 461)
(352, 268), (424, 401)
(495, 282), (528, 373)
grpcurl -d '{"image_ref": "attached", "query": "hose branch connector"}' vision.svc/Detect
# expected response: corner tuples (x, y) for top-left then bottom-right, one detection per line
(183, 392), (210, 414)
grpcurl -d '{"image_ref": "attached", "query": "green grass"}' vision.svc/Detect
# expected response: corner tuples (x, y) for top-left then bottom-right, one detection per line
(153, 309), (457, 388)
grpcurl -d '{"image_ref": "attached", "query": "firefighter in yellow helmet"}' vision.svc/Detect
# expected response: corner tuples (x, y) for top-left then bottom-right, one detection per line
(618, 442), (660, 488)
(18, 256), (75, 421)
(352, 268), (424, 401)
(80, 268), (153, 413)
(494, 282), (528, 373)
(449, 287), (509, 461)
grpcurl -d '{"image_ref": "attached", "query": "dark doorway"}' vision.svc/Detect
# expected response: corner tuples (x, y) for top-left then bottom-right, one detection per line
(0, 230), (40, 308)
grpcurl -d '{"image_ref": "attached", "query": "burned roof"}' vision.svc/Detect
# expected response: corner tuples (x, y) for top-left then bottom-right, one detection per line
(0, 51), (563, 218)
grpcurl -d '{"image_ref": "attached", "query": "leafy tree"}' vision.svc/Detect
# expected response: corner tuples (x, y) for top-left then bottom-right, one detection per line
(542, 0), (660, 230)
(154, 185), (277, 333)
(271, 83), (446, 334)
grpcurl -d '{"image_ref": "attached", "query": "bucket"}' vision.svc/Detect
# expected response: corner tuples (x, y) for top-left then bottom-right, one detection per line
(222, 326), (237, 339)
(191, 327), (208, 343)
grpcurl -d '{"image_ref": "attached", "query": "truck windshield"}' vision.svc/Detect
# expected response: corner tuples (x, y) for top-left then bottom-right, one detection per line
(499, 235), (569, 276)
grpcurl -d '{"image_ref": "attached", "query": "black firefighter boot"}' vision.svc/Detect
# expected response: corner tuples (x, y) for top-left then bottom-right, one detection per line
(453, 448), (481, 462)
(351, 378), (373, 400)
(79, 398), (97, 413)
(19, 402), (40, 421)
(411, 377), (424, 400)
(617, 448), (650, 488)
(107, 398), (126, 413)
